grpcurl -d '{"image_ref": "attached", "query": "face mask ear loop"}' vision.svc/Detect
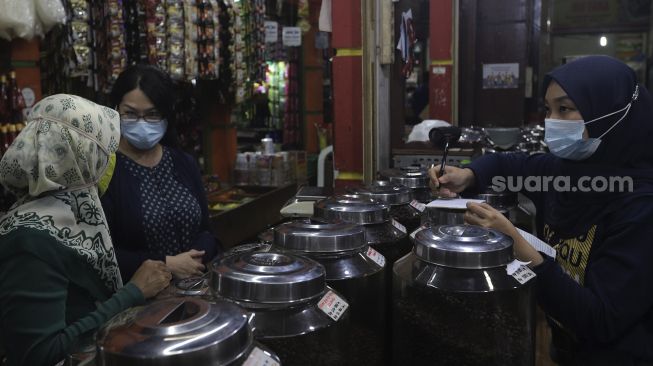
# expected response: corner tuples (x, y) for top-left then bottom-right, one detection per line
(584, 103), (630, 125)
(597, 102), (632, 139)
(585, 85), (639, 125)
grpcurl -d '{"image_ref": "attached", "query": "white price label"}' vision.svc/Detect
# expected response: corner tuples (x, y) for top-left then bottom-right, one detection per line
(509, 264), (536, 285)
(391, 219), (407, 234)
(318, 290), (349, 321)
(243, 347), (279, 366)
(282, 26), (302, 47)
(21, 88), (35, 107)
(410, 200), (426, 212)
(366, 247), (386, 268)
(264, 21), (278, 43)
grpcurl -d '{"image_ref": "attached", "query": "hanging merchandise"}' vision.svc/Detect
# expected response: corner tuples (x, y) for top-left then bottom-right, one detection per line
(283, 48), (301, 148)
(217, 0), (234, 103)
(166, 0), (185, 80)
(230, 0), (248, 104)
(266, 61), (286, 131)
(144, 0), (168, 70)
(196, 0), (221, 79)
(184, 1), (199, 80)
(397, 9), (417, 78)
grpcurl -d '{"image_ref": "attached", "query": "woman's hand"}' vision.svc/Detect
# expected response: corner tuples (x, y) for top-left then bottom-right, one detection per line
(428, 165), (475, 197)
(464, 202), (543, 266)
(129, 260), (172, 299)
(464, 202), (516, 236)
(166, 249), (206, 279)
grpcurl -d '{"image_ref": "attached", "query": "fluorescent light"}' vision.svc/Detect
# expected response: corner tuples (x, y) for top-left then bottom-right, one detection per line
(600, 36), (608, 47)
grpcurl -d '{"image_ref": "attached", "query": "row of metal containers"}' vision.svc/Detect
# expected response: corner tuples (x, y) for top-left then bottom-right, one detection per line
(94, 167), (536, 365)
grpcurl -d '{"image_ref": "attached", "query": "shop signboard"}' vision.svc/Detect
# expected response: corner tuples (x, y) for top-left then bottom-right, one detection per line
(265, 21), (278, 43)
(282, 27), (302, 47)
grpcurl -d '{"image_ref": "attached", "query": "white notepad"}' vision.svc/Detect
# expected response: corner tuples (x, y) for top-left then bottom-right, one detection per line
(516, 228), (557, 258)
(426, 198), (486, 209)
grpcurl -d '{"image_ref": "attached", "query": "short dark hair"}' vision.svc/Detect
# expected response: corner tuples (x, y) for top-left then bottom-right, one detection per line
(110, 65), (178, 147)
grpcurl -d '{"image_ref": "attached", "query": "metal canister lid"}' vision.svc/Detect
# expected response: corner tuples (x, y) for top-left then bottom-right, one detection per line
(97, 298), (251, 364)
(274, 219), (366, 253)
(212, 251), (326, 304)
(313, 194), (390, 224)
(413, 225), (514, 269)
(475, 189), (518, 209)
(350, 181), (413, 206)
(380, 167), (431, 189)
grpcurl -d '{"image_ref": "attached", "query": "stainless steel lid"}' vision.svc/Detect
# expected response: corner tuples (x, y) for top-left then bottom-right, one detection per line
(274, 219), (366, 253)
(213, 251), (326, 304)
(313, 194), (390, 224)
(350, 181), (413, 206)
(97, 298), (251, 364)
(475, 189), (518, 209)
(380, 167), (430, 189)
(413, 225), (514, 269)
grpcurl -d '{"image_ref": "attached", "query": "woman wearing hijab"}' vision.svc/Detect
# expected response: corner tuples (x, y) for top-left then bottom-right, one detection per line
(430, 56), (653, 364)
(0, 94), (171, 366)
(101, 65), (220, 282)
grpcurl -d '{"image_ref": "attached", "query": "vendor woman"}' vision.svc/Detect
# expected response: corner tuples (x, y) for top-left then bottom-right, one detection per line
(102, 65), (220, 281)
(431, 55), (653, 364)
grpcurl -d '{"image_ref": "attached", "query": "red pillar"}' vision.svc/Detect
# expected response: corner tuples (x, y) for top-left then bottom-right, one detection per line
(429, 0), (454, 123)
(331, 0), (363, 191)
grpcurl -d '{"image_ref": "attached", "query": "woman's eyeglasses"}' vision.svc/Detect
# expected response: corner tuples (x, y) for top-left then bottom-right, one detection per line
(120, 111), (164, 123)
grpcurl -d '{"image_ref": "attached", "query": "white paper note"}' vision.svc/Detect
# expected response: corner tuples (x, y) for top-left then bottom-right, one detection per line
(426, 198), (486, 210)
(516, 228), (556, 259)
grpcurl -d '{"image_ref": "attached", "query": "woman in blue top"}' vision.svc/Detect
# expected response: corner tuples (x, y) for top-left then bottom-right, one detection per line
(101, 65), (220, 281)
(431, 56), (653, 364)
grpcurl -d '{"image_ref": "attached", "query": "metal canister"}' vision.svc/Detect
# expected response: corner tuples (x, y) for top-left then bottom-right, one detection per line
(350, 181), (423, 234)
(96, 297), (280, 365)
(211, 251), (350, 366)
(379, 167), (433, 203)
(392, 225), (535, 365)
(313, 194), (409, 265)
(273, 219), (387, 365)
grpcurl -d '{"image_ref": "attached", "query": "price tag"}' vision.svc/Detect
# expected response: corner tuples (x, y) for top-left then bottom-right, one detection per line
(366, 247), (386, 268)
(264, 21), (278, 43)
(282, 27), (302, 47)
(410, 200), (426, 212)
(391, 219), (407, 234)
(21, 88), (35, 107)
(507, 262), (536, 285)
(243, 347), (280, 366)
(318, 290), (349, 321)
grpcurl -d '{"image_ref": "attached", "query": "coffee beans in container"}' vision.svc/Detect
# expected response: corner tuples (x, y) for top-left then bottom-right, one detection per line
(313, 194), (410, 265)
(349, 181), (423, 234)
(211, 251), (350, 366)
(378, 167), (434, 204)
(392, 225), (536, 366)
(96, 297), (280, 365)
(273, 219), (387, 365)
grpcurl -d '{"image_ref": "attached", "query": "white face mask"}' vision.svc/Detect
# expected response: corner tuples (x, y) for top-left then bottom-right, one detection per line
(544, 85), (639, 161)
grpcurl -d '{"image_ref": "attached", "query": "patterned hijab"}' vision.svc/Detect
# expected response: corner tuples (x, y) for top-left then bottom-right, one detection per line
(0, 94), (122, 291)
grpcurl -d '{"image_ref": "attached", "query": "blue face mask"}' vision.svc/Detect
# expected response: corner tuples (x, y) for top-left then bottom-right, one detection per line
(545, 85), (639, 161)
(544, 119), (601, 160)
(120, 119), (168, 150)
